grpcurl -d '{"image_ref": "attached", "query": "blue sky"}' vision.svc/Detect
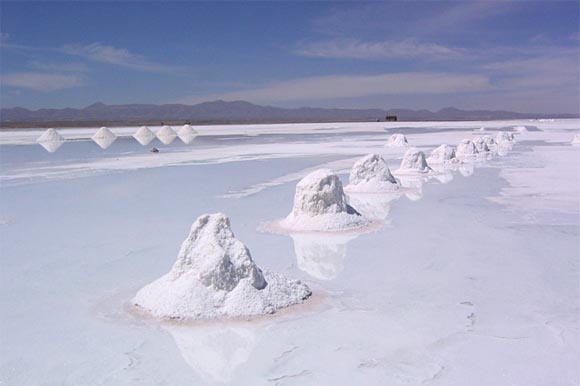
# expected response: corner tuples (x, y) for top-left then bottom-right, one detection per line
(1, 1), (578, 113)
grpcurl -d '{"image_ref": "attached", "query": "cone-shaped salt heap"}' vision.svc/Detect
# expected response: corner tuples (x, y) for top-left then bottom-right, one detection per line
(426, 144), (458, 165)
(133, 213), (311, 319)
(178, 124), (198, 144)
(279, 169), (369, 232)
(396, 148), (432, 174)
(156, 125), (177, 145)
(385, 133), (409, 148)
(472, 136), (490, 152)
(456, 139), (480, 158)
(36, 128), (65, 153)
(91, 127), (117, 149)
(572, 134), (580, 145)
(496, 131), (515, 144)
(345, 154), (400, 193)
(133, 126), (156, 146)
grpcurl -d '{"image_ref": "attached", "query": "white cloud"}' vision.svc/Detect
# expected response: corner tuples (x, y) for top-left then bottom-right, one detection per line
(175, 72), (491, 104)
(61, 43), (175, 72)
(1, 72), (85, 92)
(296, 38), (460, 60)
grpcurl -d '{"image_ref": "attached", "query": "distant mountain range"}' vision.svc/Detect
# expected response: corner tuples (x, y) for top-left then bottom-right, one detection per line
(1, 100), (577, 128)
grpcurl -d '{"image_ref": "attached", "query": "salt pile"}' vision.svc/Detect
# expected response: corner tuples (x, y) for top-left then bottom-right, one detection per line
(178, 124), (198, 144)
(278, 169), (370, 232)
(496, 131), (515, 144)
(481, 135), (496, 148)
(156, 125), (177, 145)
(455, 139), (479, 158)
(472, 136), (490, 152)
(513, 125), (528, 133)
(344, 154), (400, 193)
(91, 127), (116, 149)
(133, 126), (156, 146)
(385, 133), (409, 148)
(36, 128), (65, 153)
(396, 148), (432, 174)
(571, 134), (580, 145)
(133, 213), (311, 319)
(426, 144), (458, 164)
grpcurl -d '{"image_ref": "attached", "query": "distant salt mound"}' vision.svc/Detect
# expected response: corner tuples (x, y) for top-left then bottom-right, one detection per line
(178, 124), (198, 144)
(496, 131), (515, 144)
(426, 144), (458, 164)
(91, 127), (116, 149)
(385, 133), (409, 148)
(513, 125), (528, 133)
(133, 126), (156, 146)
(36, 128), (65, 153)
(396, 148), (431, 174)
(344, 154), (400, 193)
(133, 213), (311, 320)
(481, 135), (496, 148)
(571, 134), (580, 145)
(472, 136), (490, 152)
(279, 169), (370, 232)
(456, 139), (479, 158)
(157, 125), (177, 145)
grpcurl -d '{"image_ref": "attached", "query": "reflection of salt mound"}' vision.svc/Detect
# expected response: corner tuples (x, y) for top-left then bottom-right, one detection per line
(163, 323), (256, 383)
(513, 125), (528, 133)
(347, 192), (402, 221)
(472, 136), (490, 152)
(385, 133), (409, 148)
(156, 125), (177, 145)
(456, 139), (479, 158)
(426, 144), (458, 164)
(571, 134), (580, 145)
(134, 213), (311, 319)
(36, 128), (65, 153)
(458, 164), (475, 176)
(91, 127), (117, 149)
(291, 233), (358, 280)
(496, 131), (515, 144)
(133, 126), (156, 146)
(397, 175), (424, 201)
(178, 124), (199, 144)
(345, 154), (400, 193)
(279, 169), (370, 232)
(396, 148), (431, 174)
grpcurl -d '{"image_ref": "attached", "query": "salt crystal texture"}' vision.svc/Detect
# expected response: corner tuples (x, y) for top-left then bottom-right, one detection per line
(396, 148), (432, 174)
(91, 127), (116, 149)
(178, 124), (199, 144)
(156, 125), (177, 145)
(472, 136), (490, 152)
(344, 154), (400, 193)
(133, 213), (311, 319)
(385, 133), (409, 148)
(571, 134), (580, 145)
(279, 169), (370, 232)
(426, 144), (458, 165)
(133, 126), (156, 146)
(36, 129), (65, 153)
(456, 139), (480, 158)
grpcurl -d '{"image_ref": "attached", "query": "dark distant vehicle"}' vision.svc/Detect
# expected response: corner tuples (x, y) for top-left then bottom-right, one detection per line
(150, 147), (159, 153)
(385, 115), (398, 121)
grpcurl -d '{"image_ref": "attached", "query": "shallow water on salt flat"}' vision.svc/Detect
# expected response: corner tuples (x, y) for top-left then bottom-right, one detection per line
(0, 121), (579, 385)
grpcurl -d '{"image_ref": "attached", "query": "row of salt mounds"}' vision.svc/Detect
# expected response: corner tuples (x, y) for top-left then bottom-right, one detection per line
(36, 128), (65, 153)
(385, 133), (409, 148)
(426, 144), (459, 165)
(571, 134), (580, 145)
(133, 213), (311, 319)
(396, 148), (432, 174)
(157, 125), (178, 145)
(344, 154), (400, 193)
(91, 127), (117, 149)
(278, 169), (370, 232)
(134, 124), (199, 146)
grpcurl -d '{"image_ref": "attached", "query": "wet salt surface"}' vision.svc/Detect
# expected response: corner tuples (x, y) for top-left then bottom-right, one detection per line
(0, 121), (579, 385)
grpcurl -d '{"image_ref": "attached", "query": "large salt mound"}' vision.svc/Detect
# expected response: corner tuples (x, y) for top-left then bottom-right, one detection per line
(456, 139), (479, 158)
(385, 133), (409, 148)
(344, 154), (400, 193)
(426, 144), (458, 164)
(496, 131), (515, 144)
(157, 125), (177, 145)
(133, 126), (156, 146)
(472, 136), (490, 152)
(279, 169), (370, 232)
(178, 124), (199, 144)
(133, 213), (311, 319)
(36, 128), (65, 153)
(571, 134), (580, 145)
(396, 148), (431, 174)
(91, 127), (116, 149)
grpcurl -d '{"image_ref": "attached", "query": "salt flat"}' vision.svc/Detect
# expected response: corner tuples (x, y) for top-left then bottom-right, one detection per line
(0, 120), (578, 385)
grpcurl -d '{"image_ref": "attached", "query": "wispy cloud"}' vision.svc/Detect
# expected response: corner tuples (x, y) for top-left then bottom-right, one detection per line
(1, 72), (85, 92)
(175, 72), (491, 104)
(26, 60), (89, 73)
(60, 42), (175, 73)
(296, 38), (460, 60)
